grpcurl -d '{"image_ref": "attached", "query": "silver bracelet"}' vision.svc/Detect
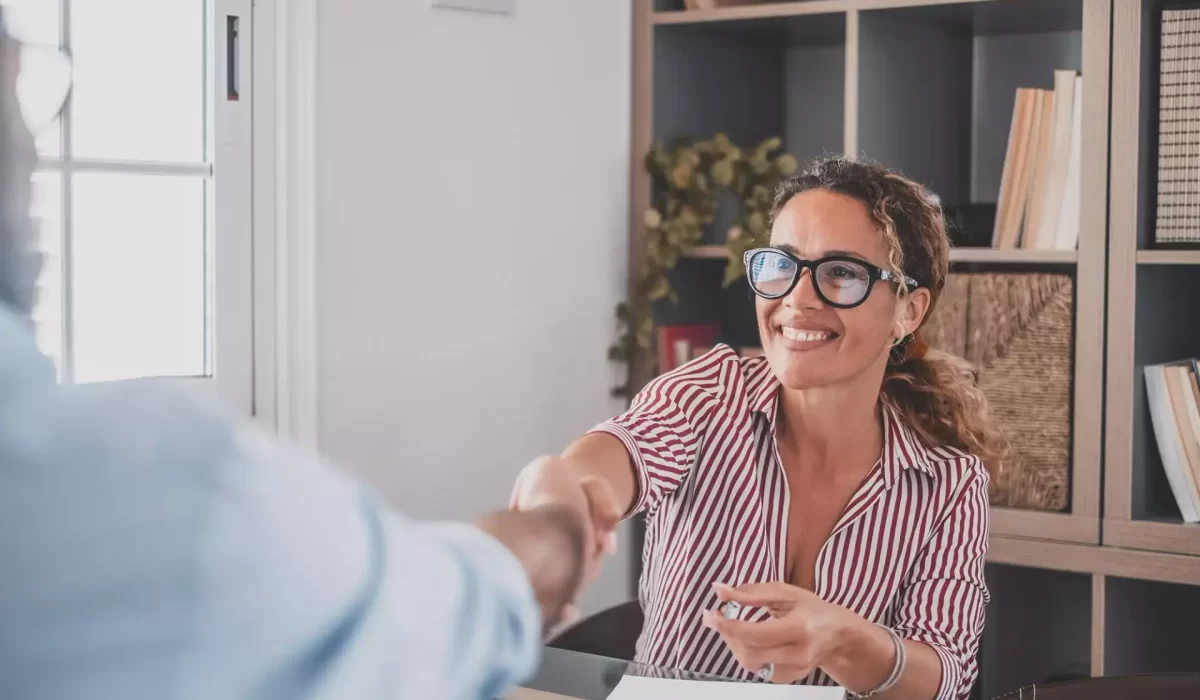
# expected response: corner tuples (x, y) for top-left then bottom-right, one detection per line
(846, 624), (907, 698)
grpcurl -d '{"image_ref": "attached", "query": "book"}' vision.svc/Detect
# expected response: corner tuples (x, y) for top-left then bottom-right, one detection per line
(1054, 74), (1084, 251)
(1144, 361), (1200, 522)
(1165, 364), (1200, 507)
(656, 324), (720, 374)
(993, 88), (1038, 249)
(1030, 70), (1078, 250)
(1021, 87), (1056, 248)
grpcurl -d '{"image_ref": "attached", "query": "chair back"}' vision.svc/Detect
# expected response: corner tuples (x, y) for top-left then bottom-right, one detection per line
(994, 673), (1200, 699)
(546, 600), (643, 661)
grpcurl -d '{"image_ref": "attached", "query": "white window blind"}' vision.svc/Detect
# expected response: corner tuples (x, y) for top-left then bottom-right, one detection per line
(11, 0), (253, 414)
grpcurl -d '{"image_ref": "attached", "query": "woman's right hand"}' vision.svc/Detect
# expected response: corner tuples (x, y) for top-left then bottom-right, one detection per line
(510, 456), (623, 601)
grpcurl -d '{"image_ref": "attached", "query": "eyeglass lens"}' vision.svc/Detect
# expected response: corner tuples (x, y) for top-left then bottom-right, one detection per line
(747, 250), (872, 306)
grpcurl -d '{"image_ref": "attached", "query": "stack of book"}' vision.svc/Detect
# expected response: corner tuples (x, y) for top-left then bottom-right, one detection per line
(654, 324), (765, 373)
(992, 70), (1083, 251)
(656, 324), (720, 374)
(1145, 359), (1200, 523)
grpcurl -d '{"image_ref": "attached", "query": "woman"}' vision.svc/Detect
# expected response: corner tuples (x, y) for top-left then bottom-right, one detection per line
(511, 156), (1006, 699)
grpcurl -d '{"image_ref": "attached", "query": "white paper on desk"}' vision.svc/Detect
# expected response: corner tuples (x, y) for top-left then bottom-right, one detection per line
(605, 675), (846, 699)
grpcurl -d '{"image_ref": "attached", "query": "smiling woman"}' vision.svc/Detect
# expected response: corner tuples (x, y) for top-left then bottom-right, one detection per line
(510, 156), (1010, 700)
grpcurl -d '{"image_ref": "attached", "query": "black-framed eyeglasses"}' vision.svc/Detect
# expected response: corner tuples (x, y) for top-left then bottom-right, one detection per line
(742, 247), (920, 309)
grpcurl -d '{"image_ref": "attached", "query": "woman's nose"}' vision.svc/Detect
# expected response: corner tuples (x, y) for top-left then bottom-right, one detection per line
(784, 268), (823, 309)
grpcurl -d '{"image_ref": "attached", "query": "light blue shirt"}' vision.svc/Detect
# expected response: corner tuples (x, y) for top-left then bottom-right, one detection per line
(0, 306), (542, 700)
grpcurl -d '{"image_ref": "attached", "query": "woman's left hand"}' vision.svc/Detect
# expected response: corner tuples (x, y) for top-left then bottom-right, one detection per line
(702, 581), (855, 684)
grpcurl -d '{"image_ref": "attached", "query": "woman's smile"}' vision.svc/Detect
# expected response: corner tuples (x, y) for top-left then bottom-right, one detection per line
(776, 323), (840, 351)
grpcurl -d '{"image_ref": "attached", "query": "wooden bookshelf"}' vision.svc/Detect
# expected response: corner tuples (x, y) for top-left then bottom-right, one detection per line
(636, 0), (1107, 545)
(626, 0), (1200, 692)
(1105, 0), (1200, 565)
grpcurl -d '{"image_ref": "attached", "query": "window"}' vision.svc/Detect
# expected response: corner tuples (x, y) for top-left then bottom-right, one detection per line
(10, 0), (254, 413)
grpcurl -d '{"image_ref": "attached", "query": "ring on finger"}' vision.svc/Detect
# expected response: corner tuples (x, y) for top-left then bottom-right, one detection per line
(756, 663), (775, 682)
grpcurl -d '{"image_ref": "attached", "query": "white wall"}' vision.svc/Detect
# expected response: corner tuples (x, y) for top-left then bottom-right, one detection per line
(315, 1), (634, 614)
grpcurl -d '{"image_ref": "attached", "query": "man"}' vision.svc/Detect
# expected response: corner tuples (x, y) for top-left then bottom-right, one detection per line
(0, 17), (618, 700)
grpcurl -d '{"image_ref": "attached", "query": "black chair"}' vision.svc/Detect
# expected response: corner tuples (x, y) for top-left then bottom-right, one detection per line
(993, 673), (1200, 699)
(546, 600), (644, 661)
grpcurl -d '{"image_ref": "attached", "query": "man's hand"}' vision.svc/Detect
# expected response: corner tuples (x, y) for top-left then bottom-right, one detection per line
(509, 457), (623, 601)
(475, 504), (594, 635)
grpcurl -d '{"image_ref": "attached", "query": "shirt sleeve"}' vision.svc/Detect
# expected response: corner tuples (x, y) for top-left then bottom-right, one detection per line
(187, 423), (543, 700)
(0, 372), (542, 700)
(587, 353), (722, 516)
(892, 463), (991, 700)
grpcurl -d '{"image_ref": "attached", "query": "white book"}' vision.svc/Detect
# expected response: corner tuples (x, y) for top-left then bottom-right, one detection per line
(604, 675), (845, 700)
(1144, 364), (1200, 522)
(1032, 70), (1077, 249)
(1054, 74), (1083, 250)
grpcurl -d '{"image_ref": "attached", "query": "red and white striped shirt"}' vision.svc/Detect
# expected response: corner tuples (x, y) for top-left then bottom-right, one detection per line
(591, 345), (990, 700)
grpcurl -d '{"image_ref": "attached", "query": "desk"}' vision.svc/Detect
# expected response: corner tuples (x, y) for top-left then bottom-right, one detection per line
(504, 647), (727, 700)
(505, 651), (1200, 700)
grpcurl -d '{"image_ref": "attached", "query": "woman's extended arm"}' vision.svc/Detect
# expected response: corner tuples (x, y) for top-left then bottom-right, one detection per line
(511, 359), (716, 544)
(510, 433), (638, 523)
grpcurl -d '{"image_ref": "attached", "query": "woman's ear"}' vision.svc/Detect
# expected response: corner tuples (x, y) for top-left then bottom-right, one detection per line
(896, 288), (932, 337)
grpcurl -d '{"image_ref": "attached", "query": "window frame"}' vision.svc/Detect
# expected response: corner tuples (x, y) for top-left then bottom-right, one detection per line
(30, 0), (255, 415)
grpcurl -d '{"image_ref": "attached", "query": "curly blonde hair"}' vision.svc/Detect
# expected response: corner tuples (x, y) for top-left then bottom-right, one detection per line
(770, 156), (1010, 477)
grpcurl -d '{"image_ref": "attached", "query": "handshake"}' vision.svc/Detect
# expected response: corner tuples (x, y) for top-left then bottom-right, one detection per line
(478, 455), (626, 636)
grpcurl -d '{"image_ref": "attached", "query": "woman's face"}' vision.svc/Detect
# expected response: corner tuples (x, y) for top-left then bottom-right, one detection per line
(755, 188), (929, 391)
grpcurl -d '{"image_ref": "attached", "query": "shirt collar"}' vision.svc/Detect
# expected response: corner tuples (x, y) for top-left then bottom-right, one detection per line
(748, 361), (939, 485)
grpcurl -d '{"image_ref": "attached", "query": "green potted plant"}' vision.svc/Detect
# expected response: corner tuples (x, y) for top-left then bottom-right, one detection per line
(609, 133), (797, 396)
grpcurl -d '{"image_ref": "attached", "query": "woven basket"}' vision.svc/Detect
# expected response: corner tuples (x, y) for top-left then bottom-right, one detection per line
(921, 273), (1074, 512)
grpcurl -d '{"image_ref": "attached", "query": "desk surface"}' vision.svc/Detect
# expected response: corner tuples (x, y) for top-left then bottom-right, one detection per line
(504, 647), (728, 700)
(505, 649), (1200, 700)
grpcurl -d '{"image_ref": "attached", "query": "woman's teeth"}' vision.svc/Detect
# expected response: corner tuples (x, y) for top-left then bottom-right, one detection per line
(781, 327), (833, 342)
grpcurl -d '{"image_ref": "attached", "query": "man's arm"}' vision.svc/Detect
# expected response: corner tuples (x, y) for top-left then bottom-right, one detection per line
(475, 505), (587, 636)
(185, 421), (599, 700)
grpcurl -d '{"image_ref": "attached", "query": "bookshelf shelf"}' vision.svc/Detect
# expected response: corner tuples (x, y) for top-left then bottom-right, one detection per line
(653, 0), (1084, 28)
(652, 0), (847, 25)
(1105, 519), (1200, 558)
(1137, 249), (1200, 265)
(949, 247), (1078, 263)
(987, 536), (1200, 587)
(688, 246), (1081, 263)
(992, 507), (1098, 544)
(685, 245), (729, 259)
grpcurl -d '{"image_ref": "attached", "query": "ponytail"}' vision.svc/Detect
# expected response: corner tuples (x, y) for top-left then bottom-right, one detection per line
(881, 334), (1010, 479)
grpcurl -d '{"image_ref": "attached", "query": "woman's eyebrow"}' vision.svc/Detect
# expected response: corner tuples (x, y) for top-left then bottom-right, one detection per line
(822, 248), (870, 259)
(778, 244), (871, 260)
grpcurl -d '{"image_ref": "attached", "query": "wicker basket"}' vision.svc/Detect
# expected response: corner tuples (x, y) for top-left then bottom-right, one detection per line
(921, 273), (1074, 512)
